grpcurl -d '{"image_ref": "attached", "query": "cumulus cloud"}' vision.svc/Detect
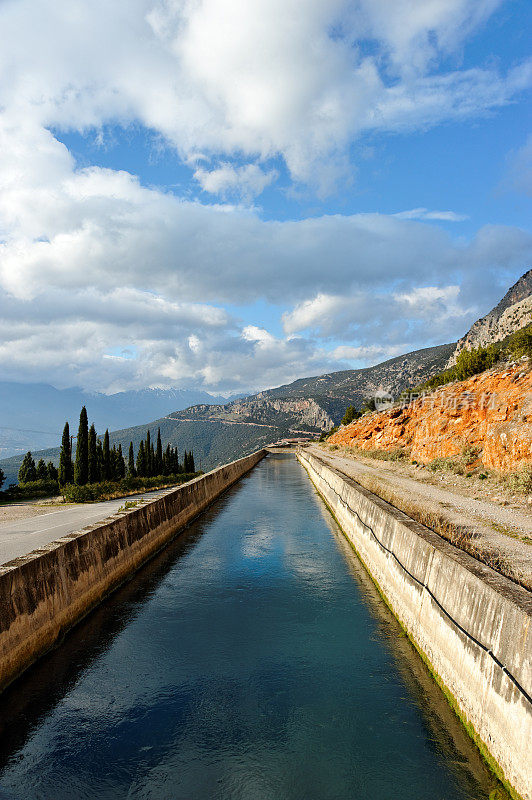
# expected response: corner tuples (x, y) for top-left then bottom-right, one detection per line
(0, 0), (530, 393)
(194, 163), (277, 200)
(0, 0), (529, 189)
(283, 284), (478, 348)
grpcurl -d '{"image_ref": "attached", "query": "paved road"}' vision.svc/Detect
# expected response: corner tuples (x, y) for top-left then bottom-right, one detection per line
(0, 488), (176, 566)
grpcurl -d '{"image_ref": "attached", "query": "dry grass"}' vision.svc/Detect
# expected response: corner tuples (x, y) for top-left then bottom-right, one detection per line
(352, 474), (523, 588)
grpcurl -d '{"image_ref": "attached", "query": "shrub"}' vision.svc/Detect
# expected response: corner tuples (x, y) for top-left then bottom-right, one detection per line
(1, 479), (59, 501)
(341, 405), (360, 425)
(62, 472), (200, 503)
(507, 467), (532, 494)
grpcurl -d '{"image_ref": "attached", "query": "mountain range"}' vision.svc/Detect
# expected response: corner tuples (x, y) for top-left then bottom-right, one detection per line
(1, 270), (530, 487)
(0, 385), (230, 459)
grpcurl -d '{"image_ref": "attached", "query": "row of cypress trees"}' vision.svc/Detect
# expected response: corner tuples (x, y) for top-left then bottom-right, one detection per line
(18, 453), (58, 484)
(59, 407), (195, 487)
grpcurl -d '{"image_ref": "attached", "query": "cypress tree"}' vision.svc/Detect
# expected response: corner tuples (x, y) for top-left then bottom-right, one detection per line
(102, 429), (110, 480)
(47, 462), (58, 482)
(145, 430), (151, 476)
(88, 424), (98, 483)
(74, 406), (89, 485)
(189, 450), (195, 473)
(96, 439), (104, 481)
(156, 428), (163, 475)
(36, 458), (48, 480)
(59, 422), (73, 485)
(128, 442), (136, 477)
(19, 451), (37, 483)
(136, 440), (146, 477)
(117, 444), (125, 479)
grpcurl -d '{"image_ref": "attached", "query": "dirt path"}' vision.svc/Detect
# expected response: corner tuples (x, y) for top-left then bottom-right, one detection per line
(0, 498), (75, 524)
(309, 445), (532, 588)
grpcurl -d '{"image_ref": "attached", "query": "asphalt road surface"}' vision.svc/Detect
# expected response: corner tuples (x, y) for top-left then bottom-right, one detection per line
(0, 487), (176, 566)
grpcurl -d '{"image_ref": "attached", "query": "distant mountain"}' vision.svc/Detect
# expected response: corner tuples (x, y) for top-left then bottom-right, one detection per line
(447, 269), (532, 366)
(4, 271), (531, 488)
(0, 342), (453, 486)
(0, 383), (229, 459)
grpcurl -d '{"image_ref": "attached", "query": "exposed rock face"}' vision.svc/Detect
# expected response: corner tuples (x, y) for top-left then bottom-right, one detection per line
(328, 361), (532, 473)
(447, 270), (532, 366)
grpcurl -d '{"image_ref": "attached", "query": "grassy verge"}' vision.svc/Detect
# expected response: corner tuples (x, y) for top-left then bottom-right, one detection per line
(319, 443), (527, 588)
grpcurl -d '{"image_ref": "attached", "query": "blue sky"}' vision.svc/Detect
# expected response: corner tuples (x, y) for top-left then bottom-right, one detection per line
(0, 0), (530, 394)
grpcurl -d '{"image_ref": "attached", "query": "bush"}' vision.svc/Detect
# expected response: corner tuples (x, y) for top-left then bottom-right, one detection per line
(508, 326), (532, 359)
(62, 472), (200, 503)
(1, 479), (59, 501)
(507, 467), (532, 494)
(341, 405), (361, 425)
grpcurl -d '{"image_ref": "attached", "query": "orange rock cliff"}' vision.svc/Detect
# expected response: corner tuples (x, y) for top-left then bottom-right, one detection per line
(327, 362), (532, 473)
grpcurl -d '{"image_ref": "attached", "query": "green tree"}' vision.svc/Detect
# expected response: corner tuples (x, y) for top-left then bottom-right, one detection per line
(509, 326), (532, 359)
(128, 441), (136, 477)
(59, 422), (73, 486)
(74, 406), (89, 485)
(102, 429), (111, 480)
(47, 462), (58, 482)
(88, 424), (98, 483)
(360, 397), (376, 414)
(36, 458), (48, 480)
(96, 439), (104, 480)
(189, 450), (195, 473)
(19, 451), (37, 483)
(145, 430), (152, 476)
(136, 440), (147, 477)
(341, 405), (360, 425)
(0, 468), (5, 490)
(156, 428), (163, 475)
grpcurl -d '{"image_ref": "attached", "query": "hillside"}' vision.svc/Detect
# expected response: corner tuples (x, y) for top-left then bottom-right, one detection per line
(327, 360), (532, 473)
(447, 269), (532, 366)
(3, 270), (531, 487)
(0, 343), (453, 486)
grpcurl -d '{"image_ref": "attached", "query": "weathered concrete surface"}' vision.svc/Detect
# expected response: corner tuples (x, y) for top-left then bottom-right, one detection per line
(298, 448), (532, 800)
(0, 450), (265, 693)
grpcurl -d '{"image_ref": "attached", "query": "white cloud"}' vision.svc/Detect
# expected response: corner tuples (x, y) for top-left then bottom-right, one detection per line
(394, 208), (468, 222)
(0, 0), (528, 190)
(194, 163), (277, 200)
(0, 0), (530, 393)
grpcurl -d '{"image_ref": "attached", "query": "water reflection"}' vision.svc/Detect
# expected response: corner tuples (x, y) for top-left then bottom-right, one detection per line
(0, 455), (508, 799)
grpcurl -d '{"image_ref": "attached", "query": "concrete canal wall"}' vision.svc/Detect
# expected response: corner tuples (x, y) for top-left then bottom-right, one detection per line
(298, 448), (532, 800)
(0, 450), (266, 693)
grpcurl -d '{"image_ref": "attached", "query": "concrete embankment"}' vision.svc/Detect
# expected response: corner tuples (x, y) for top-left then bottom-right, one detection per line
(0, 450), (265, 693)
(298, 448), (532, 800)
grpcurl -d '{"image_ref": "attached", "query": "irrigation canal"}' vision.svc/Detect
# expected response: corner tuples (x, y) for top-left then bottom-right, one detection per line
(0, 454), (508, 799)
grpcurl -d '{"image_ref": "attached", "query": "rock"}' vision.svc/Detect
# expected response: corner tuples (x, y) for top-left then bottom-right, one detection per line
(329, 362), (532, 474)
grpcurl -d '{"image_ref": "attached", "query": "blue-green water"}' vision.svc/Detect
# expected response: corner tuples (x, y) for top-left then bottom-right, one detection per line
(0, 455), (506, 799)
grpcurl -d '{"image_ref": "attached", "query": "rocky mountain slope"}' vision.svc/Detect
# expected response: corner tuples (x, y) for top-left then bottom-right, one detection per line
(327, 360), (532, 473)
(447, 269), (532, 366)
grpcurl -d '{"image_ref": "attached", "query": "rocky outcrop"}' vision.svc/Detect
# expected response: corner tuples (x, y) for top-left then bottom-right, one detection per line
(447, 270), (532, 366)
(328, 361), (532, 473)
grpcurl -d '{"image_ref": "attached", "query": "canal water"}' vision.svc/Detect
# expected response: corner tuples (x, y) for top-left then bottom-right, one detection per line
(0, 455), (507, 800)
